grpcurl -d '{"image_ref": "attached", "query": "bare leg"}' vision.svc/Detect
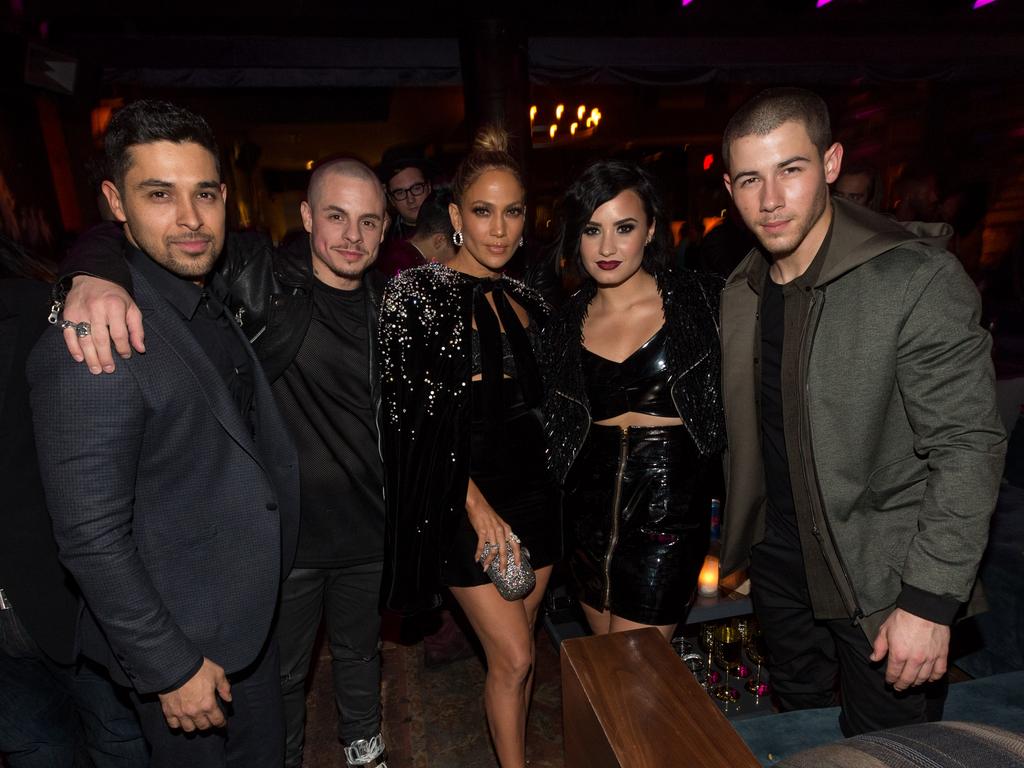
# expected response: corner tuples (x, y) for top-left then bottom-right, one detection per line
(581, 602), (676, 640)
(608, 614), (678, 641)
(517, 567), (552, 737)
(579, 601), (612, 635)
(450, 566), (552, 768)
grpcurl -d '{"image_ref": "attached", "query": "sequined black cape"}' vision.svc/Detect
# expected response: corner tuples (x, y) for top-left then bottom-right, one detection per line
(378, 264), (550, 612)
(541, 266), (727, 482)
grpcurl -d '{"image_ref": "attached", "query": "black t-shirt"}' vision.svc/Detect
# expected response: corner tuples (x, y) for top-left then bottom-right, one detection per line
(271, 280), (384, 567)
(757, 228), (847, 620)
(760, 276), (800, 547)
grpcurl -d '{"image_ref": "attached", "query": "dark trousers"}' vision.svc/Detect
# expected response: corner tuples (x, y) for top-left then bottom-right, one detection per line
(277, 562), (383, 767)
(0, 604), (147, 768)
(130, 639), (283, 768)
(749, 536), (946, 736)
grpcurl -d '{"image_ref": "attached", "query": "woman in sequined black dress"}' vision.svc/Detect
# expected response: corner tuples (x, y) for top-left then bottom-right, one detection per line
(378, 128), (558, 768)
(543, 161), (727, 640)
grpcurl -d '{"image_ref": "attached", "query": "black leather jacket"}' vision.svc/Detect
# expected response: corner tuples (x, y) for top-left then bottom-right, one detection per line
(60, 223), (385, 405)
(541, 267), (728, 482)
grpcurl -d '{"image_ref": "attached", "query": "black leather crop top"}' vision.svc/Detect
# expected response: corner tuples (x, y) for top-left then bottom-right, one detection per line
(582, 325), (679, 421)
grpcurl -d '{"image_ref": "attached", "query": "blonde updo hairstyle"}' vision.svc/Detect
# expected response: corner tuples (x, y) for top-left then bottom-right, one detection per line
(451, 125), (525, 205)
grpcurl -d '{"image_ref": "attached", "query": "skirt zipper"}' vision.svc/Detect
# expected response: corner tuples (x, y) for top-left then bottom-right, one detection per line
(603, 426), (631, 609)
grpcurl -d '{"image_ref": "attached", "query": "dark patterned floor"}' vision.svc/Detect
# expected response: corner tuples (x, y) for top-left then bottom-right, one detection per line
(301, 623), (564, 768)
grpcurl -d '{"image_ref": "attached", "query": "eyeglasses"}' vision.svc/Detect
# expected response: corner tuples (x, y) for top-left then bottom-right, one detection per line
(389, 182), (429, 202)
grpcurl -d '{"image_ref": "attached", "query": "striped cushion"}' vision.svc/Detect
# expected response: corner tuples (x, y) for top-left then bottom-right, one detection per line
(776, 722), (1024, 767)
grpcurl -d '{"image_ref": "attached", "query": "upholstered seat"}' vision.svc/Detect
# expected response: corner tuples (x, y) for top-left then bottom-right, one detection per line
(775, 721), (1024, 768)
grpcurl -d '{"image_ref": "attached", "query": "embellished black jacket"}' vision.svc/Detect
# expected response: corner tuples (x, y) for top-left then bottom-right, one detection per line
(541, 267), (727, 483)
(378, 264), (550, 613)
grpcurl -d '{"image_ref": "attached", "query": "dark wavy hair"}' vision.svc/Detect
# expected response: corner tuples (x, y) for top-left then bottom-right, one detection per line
(104, 99), (221, 190)
(556, 160), (671, 279)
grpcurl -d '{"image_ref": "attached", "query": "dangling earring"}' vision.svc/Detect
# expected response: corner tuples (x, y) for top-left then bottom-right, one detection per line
(518, 236), (525, 248)
(452, 230), (463, 247)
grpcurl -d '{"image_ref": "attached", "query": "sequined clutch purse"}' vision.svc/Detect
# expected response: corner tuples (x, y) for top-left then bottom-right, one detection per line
(479, 536), (536, 601)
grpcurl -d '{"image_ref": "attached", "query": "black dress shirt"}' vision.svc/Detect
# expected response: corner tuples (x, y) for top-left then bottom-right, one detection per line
(126, 246), (254, 431)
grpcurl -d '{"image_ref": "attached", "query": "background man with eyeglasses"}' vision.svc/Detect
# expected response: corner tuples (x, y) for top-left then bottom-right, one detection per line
(379, 156), (432, 242)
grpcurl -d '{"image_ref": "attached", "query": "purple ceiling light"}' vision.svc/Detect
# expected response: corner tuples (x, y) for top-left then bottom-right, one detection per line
(973, 0), (997, 7)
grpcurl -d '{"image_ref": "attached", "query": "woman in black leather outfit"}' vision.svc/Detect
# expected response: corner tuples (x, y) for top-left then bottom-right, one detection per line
(379, 127), (558, 768)
(543, 160), (727, 639)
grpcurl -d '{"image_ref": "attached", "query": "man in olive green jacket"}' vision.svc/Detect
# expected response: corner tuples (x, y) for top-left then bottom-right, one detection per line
(718, 88), (1005, 735)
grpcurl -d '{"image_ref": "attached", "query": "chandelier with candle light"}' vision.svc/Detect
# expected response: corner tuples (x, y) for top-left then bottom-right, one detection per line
(531, 102), (602, 147)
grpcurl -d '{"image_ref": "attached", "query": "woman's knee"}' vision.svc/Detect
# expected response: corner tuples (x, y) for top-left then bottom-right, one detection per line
(487, 645), (534, 687)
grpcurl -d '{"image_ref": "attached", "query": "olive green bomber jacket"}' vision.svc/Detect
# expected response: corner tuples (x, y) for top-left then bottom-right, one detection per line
(719, 198), (1006, 635)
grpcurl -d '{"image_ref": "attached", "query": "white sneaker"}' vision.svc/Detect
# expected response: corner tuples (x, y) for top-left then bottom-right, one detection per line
(344, 733), (387, 768)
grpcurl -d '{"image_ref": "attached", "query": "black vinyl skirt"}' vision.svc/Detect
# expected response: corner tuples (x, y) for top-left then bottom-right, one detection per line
(564, 423), (711, 625)
(441, 378), (560, 588)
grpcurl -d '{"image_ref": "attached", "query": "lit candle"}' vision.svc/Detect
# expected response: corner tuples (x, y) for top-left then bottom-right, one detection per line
(698, 556), (719, 597)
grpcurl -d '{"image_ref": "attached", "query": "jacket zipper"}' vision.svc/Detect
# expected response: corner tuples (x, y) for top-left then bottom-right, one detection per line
(669, 363), (704, 453)
(248, 285), (303, 345)
(798, 290), (865, 624)
(249, 323), (268, 344)
(603, 427), (631, 609)
(554, 389), (592, 482)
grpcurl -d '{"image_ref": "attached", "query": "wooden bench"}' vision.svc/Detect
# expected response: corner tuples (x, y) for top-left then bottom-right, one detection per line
(561, 627), (759, 768)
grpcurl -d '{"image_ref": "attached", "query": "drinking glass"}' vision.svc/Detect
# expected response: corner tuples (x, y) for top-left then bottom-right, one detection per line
(744, 620), (770, 697)
(711, 623), (741, 702)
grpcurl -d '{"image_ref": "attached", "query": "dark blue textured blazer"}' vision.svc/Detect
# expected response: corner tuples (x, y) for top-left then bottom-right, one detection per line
(28, 257), (299, 694)
(0, 279), (79, 665)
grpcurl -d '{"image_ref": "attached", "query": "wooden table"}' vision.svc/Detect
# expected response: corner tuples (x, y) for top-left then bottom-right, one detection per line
(561, 627), (760, 768)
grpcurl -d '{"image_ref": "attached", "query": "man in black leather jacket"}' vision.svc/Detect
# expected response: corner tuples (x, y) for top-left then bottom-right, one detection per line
(58, 157), (391, 768)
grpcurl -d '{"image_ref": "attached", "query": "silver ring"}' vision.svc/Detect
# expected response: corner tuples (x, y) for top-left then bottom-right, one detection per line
(60, 319), (75, 330)
(75, 321), (92, 338)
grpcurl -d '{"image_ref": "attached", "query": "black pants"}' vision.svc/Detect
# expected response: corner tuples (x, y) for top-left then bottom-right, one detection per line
(749, 536), (946, 736)
(277, 562), (383, 767)
(0, 603), (148, 768)
(130, 638), (284, 768)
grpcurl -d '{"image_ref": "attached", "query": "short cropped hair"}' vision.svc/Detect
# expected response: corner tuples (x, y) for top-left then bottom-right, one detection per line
(413, 187), (455, 240)
(722, 87), (832, 169)
(104, 99), (220, 189)
(556, 160), (671, 277)
(307, 156), (386, 210)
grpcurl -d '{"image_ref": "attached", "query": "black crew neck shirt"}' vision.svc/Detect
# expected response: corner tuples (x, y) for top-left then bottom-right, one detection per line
(758, 224), (847, 619)
(760, 275), (799, 547)
(271, 280), (384, 567)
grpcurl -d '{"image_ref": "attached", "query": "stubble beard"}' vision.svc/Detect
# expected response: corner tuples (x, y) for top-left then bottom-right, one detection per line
(314, 242), (378, 284)
(757, 187), (829, 261)
(126, 225), (220, 280)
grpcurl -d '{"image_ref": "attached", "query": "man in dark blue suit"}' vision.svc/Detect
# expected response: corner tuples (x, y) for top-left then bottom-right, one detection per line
(0, 243), (147, 768)
(28, 100), (299, 768)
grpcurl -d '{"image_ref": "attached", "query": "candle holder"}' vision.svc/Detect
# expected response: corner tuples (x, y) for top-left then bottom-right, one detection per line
(697, 555), (719, 597)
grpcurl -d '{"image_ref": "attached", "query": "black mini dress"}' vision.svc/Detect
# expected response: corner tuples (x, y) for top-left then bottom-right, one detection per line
(564, 326), (712, 625)
(440, 282), (560, 588)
